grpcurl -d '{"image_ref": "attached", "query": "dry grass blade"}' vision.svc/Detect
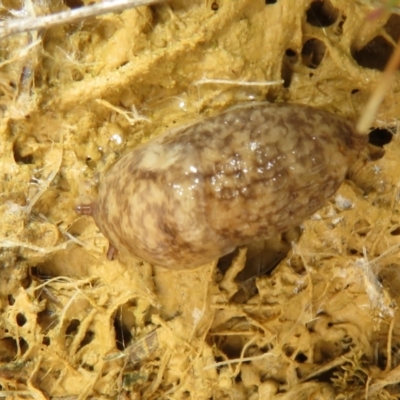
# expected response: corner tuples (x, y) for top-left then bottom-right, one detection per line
(356, 35), (400, 134)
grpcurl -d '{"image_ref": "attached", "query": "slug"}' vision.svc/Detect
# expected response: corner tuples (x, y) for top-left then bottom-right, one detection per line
(77, 102), (367, 269)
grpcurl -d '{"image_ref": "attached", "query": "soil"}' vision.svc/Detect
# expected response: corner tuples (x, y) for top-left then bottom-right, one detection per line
(1, 0), (400, 399)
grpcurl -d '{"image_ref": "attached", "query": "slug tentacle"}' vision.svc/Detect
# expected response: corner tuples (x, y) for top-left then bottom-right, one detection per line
(86, 102), (367, 269)
(75, 203), (95, 216)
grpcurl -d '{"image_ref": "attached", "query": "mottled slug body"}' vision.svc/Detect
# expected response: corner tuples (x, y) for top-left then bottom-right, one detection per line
(88, 103), (367, 269)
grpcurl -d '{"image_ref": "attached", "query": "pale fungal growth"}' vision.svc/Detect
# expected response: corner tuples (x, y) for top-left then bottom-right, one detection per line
(77, 102), (367, 269)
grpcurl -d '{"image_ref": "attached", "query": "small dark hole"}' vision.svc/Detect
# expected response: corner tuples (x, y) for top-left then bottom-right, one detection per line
(327, 322), (334, 327)
(354, 219), (370, 236)
(211, 2), (218, 10)
(285, 48), (297, 57)
(281, 63), (293, 88)
(220, 338), (242, 359)
(86, 157), (97, 170)
(376, 353), (387, 371)
(64, 0), (84, 9)
(352, 36), (396, 71)
(19, 337), (29, 355)
(349, 248), (359, 255)
(78, 330), (95, 349)
(335, 17), (345, 35)
(66, 319), (80, 336)
(368, 128), (393, 147)
(82, 363), (94, 371)
(214, 356), (224, 372)
(37, 310), (59, 333)
(301, 38), (326, 69)
(351, 89), (359, 94)
(7, 295), (15, 305)
(217, 248), (239, 273)
(21, 273), (32, 289)
(368, 145), (385, 161)
(265, 0), (277, 3)
(13, 142), (34, 164)
(16, 313), (27, 327)
(0, 337), (18, 362)
(295, 353), (308, 363)
(114, 312), (133, 350)
(384, 14), (400, 42)
(281, 49), (298, 87)
(42, 336), (50, 346)
(391, 227), (400, 236)
(284, 345), (295, 357)
(306, 0), (339, 27)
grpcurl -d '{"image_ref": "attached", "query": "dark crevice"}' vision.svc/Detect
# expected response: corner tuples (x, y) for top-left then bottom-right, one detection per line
(64, 0), (84, 9)
(42, 336), (51, 346)
(66, 319), (80, 336)
(295, 353), (308, 363)
(285, 48), (297, 58)
(384, 14), (400, 43)
(334, 16), (346, 35)
(354, 219), (371, 237)
(368, 128), (393, 147)
(13, 141), (34, 164)
(37, 309), (59, 334)
(306, 0), (339, 28)
(114, 309), (133, 350)
(352, 36), (396, 71)
(77, 330), (95, 350)
(301, 38), (326, 68)
(16, 313), (27, 327)
(281, 48), (298, 88)
(7, 295), (15, 305)
(391, 227), (400, 236)
(0, 337), (18, 362)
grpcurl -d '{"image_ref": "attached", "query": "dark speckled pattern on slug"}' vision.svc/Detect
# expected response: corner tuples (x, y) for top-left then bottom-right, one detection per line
(91, 102), (367, 269)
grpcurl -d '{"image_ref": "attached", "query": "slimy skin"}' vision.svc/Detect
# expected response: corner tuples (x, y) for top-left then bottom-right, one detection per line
(80, 103), (367, 269)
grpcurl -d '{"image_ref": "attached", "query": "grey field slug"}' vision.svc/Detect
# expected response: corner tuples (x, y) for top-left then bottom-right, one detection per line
(77, 102), (367, 269)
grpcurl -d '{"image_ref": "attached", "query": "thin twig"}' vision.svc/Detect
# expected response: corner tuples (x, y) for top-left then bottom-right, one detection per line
(194, 77), (284, 87)
(0, 0), (163, 40)
(385, 310), (396, 372)
(0, 239), (70, 254)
